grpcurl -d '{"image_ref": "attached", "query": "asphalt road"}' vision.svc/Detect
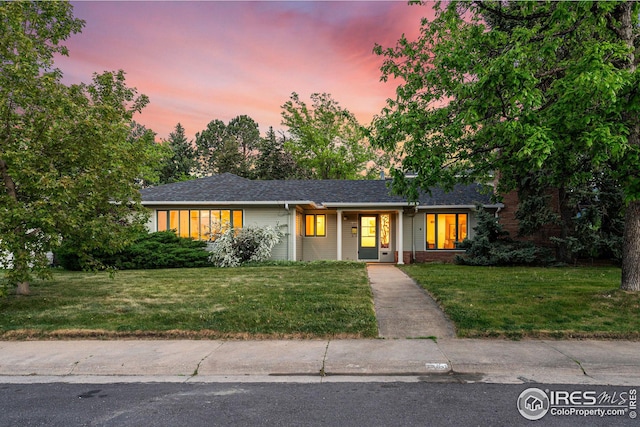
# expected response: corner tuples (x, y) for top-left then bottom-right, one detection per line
(1, 382), (638, 427)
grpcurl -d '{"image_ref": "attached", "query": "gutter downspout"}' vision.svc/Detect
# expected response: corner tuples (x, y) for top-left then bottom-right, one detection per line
(397, 209), (404, 264)
(337, 209), (342, 261)
(285, 202), (292, 261)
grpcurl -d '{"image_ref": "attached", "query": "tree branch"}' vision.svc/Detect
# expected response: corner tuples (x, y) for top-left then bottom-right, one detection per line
(474, 1), (555, 23)
(0, 157), (18, 200)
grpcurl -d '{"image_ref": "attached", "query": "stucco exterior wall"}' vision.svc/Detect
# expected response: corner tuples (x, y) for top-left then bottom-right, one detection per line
(340, 212), (359, 261)
(402, 211), (424, 252)
(302, 211), (337, 261)
(241, 207), (290, 261)
(295, 210), (304, 261)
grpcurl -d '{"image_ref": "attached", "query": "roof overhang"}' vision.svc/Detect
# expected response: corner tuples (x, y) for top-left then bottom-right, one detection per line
(417, 203), (504, 210)
(321, 202), (408, 208)
(141, 200), (322, 208)
(141, 200), (504, 210)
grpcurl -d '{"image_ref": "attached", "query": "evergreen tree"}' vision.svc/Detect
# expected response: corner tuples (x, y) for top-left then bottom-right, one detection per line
(254, 127), (305, 180)
(159, 123), (196, 184)
(227, 115), (260, 177)
(195, 116), (259, 178)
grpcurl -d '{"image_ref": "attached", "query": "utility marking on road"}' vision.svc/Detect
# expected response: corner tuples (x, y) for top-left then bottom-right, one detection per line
(425, 363), (449, 371)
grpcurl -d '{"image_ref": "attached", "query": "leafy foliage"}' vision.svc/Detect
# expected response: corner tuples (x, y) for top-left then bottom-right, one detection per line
(209, 225), (284, 267)
(1, 2), (161, 293)
(195, 115), (260, 178)
(281, 92), (380, 179)
(56, 231), (211, 270)
(372, 1), (640, 289)
(455, 208), (554, 266)
(128, 121), (167, 188)
(549, 171), (625, 262)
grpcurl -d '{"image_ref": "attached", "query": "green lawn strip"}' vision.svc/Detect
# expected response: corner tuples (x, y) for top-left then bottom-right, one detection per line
(0, 262), (378, 339)
(400, 264), (640, 339)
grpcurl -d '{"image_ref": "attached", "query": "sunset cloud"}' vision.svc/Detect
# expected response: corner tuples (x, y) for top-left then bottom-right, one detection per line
(56, 1), (433, 141)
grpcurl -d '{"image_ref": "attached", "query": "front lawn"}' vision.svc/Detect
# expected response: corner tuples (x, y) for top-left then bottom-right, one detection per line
(0, 262), (378, 339)
(400, 264), (640, 339)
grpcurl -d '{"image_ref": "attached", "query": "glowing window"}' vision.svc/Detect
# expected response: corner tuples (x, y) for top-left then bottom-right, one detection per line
(179, 211), (190, 238)
(157, 211), (168, 232)
(156, 209), (243, 241)
(426, 213), (468, 250)
(190, 211), (200, 240)
(380, 214), (390, 249)
(199, 210), (210, 239)
(360, 216), (376, 248)
(305, 214), (326, 237)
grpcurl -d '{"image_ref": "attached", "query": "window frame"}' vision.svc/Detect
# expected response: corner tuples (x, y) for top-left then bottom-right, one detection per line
(304, 214), (326, 237)
(425, 213), (468, 250)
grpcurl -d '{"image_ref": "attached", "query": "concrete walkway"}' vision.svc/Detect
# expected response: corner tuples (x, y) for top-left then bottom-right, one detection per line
(367, 264), (455, 339)
(1, 339), (640, 385)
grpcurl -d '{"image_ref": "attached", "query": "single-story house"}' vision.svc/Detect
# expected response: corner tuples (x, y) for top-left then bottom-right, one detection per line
(139, 173), (503, 264)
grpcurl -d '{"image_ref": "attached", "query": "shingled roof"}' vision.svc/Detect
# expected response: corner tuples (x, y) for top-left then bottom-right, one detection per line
(140, 173), (495, 207)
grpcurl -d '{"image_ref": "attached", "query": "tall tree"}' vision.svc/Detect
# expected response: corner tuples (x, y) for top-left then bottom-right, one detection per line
(158, 123), (196, 184)
(281, 92), (376, 180)
(130, 121), (167, 188)
(0, 2), (158, 295)
(194, 116), (258, 178)
(254, 127), (305, 180)
(372, 1), (640, 291)
(195, 119), (227, 176)
(227, 115), (260, 177)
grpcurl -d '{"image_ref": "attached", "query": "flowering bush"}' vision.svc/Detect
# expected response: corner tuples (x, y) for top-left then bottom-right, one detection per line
(208, 225), (284, 267)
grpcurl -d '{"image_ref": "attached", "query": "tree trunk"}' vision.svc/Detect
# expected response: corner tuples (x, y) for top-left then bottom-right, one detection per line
(621, 200), (640, 291)
(612, 2), (640, 292)
(16, 281), (31, 296)
(556, 186), (575, 264)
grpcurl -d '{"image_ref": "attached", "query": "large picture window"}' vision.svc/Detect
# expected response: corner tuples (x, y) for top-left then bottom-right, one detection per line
(157, 209), (243, 240)
(426, 213), (467, 250)
(305, 214), (326, 237)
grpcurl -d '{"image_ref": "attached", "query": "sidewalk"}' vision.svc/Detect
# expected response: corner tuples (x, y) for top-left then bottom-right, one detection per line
(367, 264), (455, 339)
(0, 338), (639, 385)
(1, 264), (639, 385)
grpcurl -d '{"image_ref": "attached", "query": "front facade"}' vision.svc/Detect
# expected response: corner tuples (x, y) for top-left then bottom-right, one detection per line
(140, 173), (501, 264)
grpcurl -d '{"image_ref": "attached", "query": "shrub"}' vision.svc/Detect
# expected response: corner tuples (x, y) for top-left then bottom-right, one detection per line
(209, 225), (284, 267)
(455, 207), (554, 266)
(55, 231), (211, 270)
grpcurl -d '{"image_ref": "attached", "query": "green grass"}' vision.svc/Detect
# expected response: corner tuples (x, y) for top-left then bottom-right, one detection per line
(4, 262), (638, 340)
(400, 264), (640, 339)
(0, 262), (378, 339)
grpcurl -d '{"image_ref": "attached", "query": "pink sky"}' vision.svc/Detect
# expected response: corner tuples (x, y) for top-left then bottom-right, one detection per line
(56, 1), (433, 141)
